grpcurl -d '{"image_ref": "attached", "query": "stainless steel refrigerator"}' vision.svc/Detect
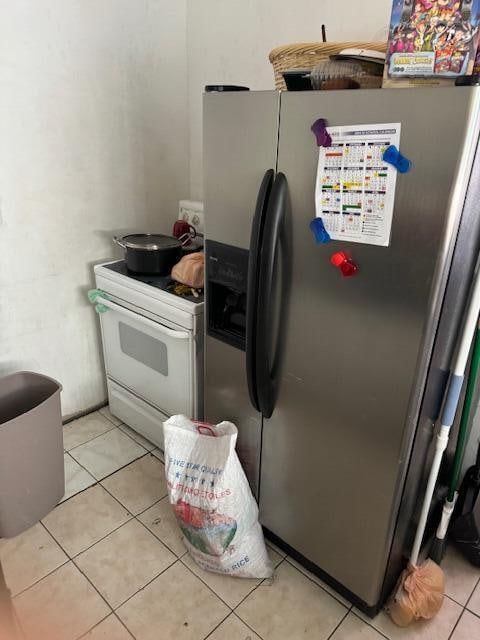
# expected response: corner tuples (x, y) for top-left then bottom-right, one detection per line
(203, 87), (480, 614)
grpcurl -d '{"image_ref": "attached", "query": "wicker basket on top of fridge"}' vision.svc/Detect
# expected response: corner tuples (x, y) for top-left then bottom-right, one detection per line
(269, 41), (388, 90)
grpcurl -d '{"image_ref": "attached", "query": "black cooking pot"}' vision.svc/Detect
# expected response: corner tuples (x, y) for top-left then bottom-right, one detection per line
(114, 233), (183, 275)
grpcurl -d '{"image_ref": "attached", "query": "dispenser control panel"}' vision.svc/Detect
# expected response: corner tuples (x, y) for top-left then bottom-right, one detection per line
(205, 240), (249, 351)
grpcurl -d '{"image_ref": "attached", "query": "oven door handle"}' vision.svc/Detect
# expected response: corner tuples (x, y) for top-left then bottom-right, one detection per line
(98, 297), (190, 340)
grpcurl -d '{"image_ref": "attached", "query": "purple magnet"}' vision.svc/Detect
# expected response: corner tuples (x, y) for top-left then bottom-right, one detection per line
(310, 217), (331, 244)
(383, 145), (412, 174)
(311, 119), (332, 148)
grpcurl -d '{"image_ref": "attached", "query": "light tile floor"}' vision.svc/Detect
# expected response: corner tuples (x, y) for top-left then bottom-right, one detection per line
(1, 408), (479, 640)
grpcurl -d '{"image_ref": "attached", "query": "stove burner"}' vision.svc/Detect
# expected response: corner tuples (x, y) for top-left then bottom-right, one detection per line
(104, 261), (204, 303)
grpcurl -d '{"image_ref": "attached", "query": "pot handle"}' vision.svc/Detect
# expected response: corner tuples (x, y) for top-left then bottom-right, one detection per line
(178, 233), (192, 247)
(113, 236), (126, 249)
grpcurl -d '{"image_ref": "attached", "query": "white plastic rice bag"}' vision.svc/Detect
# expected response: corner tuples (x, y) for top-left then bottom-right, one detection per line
(163, 415), (273, 579)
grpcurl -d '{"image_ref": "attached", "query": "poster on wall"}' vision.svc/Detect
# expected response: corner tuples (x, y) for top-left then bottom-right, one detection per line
(315, 123), (401, 248)
(386, 0), (480, 79)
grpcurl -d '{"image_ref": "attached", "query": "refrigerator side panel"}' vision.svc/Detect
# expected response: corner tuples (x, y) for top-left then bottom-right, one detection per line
(260, 87), (479, 606)
(203, 91), (280, 496)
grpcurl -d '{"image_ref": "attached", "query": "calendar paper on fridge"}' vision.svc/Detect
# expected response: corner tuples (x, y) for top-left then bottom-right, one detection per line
(315, 123), (402, 247)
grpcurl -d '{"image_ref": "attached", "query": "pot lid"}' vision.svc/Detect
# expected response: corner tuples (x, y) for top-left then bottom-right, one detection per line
(120, 234), (181, 250)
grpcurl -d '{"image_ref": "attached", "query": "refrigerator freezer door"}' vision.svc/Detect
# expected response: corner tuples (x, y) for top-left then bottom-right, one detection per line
(204, 91), (280, 496)
(203, 91), (280, 249)
(259, 88), (480, 606)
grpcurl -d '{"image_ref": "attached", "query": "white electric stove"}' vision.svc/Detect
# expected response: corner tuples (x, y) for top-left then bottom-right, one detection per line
(94, 260), (204, 451)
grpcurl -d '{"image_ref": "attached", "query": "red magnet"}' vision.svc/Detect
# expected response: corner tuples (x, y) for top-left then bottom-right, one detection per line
(330, 251), (358, 277)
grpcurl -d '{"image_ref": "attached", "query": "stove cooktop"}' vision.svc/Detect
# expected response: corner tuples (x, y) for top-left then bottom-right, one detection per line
(104, 261), (204, 304)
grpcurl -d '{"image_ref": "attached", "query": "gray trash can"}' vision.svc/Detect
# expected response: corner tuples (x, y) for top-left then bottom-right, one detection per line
(0, 371), (64, 538)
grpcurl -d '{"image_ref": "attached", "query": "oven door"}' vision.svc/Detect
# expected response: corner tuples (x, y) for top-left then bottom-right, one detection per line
(99, 298), (193, 417)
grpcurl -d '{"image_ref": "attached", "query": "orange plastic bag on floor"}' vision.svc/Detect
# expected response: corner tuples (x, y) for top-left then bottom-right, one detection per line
(387, 560), (445, 626)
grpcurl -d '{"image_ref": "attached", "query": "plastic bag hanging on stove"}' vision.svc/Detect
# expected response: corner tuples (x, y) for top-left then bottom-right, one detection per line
(171, 252), (204, 289)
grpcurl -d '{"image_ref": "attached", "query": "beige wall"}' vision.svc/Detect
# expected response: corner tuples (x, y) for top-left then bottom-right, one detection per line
(0, 1), (189, 416)
(187, 0), (392, 199)
(0, 1), (393, 416)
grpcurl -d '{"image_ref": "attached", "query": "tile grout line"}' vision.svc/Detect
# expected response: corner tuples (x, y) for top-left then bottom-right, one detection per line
(68, 450), (150, 494)
(112, 558), (184, 612)
(72, 546), (168, 636)
(443, 572), (480, 610)
(356, 595), (466, 640)
(464, 574), (480, 614)
(202, 610), (236, 639)
(231, 611), (267, 640)
(73, 525), (178, 612)
(40, 481), (178, 640)
(61, 451), (96, 502)
(349, 611), (389, 640)
(230, 556), (352, 639)
(95, 458), (170, 522)
(133, 513), (181, 559)
(232, 558), (287, 614)
(41, 487), (138, 562)
(117, 423), (157, 452)
(65, 423), (117, 453)
(70, 447), (149, 482)
(87, 455), (182, 560)
(283, 556), (354, 610)
(111, 611), (137, 640)
(39, 517), (149, 640)
(69, 515), (136, 560)
(10, 556), (71, 600)
(74, 613), (115, 640)
(448, 609), (464, 640)
(325, 607), (351, 640)
(55, 455), (172, 561)
(63, 415), (159, 505)
(97, 408), (122, 427)
(66, 418), (150, 473)
(464, 606), (480, 620)
(134, 496), (163, 518)
(179, 556), (237, 611)
(35, 523), (117, 635)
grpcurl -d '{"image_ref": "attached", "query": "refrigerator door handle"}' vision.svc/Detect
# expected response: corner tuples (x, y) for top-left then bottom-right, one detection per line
(246, 169), (275, 411)
(256, 172), (288, 418)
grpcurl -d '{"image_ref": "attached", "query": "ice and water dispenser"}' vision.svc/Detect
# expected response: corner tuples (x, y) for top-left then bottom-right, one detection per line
(205, 240), (249, 351)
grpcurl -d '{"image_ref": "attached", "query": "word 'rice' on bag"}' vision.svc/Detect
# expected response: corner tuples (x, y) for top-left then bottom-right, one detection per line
(164, 415), (273, 579)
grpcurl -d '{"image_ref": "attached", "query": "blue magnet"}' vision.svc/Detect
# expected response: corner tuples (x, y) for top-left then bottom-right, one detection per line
(382, 145), (412, 174)
(310, 217), (331, 244)
(311, 119), (332, 148)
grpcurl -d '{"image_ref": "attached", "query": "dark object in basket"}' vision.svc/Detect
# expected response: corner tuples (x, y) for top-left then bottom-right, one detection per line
(450, 441), (480, 567)
(331, 48), (385, 74)
(456, 75), (480, 86)
(282, 70), (312, 91)
(311, 59), (381, 90)
(320, 78), (360, 90)
(205, 85), (250, 92)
